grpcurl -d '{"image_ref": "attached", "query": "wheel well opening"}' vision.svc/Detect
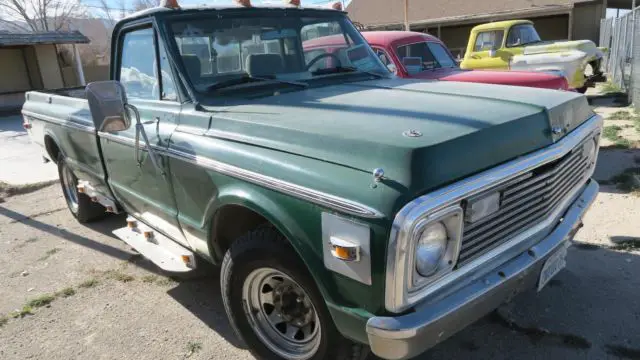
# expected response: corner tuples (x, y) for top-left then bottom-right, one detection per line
(44, 135), (60, 164)
(211, 205), (272, 261)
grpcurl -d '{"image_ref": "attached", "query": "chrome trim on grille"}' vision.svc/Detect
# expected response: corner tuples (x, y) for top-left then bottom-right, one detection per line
(458, 147), (590, 265)
(385, 114), (602, 313)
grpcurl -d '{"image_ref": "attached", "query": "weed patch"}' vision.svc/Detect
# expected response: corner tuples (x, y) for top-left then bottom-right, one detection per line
(609, 167), (640, 194)
(185, 341), (202, 357)
(0, 315), (8, 327)
(78, 278), (99, 288)
(10, 306), (33, 318)
(602, 125), (635, 148)
(56, 287), (76, 298)
(142, 275), (158, 283)
(38, 247), (61, 261)
(104, 269), (135, 283)
(607, 110), (634, 120)
(27, 294), (55, 308)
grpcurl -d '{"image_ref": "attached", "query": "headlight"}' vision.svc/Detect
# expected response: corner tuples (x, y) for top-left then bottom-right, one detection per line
(408, 206), (463, 291)
(415, 222), (448, 277)
(583, 138), (597, 168)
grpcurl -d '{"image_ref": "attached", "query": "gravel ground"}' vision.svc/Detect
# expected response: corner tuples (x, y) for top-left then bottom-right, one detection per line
(1, 94), (639, 360)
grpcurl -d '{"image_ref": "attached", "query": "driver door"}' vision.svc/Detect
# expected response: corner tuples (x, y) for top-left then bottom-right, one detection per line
(462, 30), (510, 70)
(99, 25), (187, 246)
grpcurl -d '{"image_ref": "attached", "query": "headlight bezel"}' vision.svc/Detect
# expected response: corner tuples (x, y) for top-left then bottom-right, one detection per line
(407, 207), (463, 291)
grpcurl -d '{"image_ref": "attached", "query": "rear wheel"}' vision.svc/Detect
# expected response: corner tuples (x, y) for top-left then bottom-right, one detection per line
(57, 154), (106, 223)
(221, 227), (367, 360)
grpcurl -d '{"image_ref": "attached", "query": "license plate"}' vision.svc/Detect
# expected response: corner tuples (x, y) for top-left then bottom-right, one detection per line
(537, 245), (568, 291)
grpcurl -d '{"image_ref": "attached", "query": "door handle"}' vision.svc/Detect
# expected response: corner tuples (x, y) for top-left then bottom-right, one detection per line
(142, 117), (159, 125)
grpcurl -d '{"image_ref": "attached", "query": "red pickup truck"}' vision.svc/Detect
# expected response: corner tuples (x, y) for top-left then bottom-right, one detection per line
(303, 31), (569, 90)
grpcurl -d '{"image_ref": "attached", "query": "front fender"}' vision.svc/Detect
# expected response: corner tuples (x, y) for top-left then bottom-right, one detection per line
(205, 181), (340, 304)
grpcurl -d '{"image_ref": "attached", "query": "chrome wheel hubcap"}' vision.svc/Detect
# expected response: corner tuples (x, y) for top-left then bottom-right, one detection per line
(242, 268), (321, 360)
(61, 165), (79, 212)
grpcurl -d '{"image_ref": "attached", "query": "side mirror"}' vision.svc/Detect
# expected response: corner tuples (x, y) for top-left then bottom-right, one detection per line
(86, 81), (131, 132)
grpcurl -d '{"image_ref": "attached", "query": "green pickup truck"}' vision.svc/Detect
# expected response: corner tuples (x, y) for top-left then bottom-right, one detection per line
(23, 4), (602, 360)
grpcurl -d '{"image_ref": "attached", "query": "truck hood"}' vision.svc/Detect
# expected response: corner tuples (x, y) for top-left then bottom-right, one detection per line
(411, 68), (568, 89)
(523, 39), (604, 60)
(200, 78), (593, 197)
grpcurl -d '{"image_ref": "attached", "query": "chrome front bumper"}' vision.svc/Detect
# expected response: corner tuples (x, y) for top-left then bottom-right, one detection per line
(366, 180), (599, 360)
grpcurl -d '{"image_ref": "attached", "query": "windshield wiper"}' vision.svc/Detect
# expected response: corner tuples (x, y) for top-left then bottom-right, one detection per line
(206, 74), (308, 92)
(311, 66), (385, 78)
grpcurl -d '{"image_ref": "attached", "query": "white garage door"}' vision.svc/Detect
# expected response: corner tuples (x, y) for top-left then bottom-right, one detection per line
(0, 48), (30, 93)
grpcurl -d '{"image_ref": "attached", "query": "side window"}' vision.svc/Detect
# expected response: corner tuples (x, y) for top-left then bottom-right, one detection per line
(158, 41), (177, 101)
(473, 31), (504, 52)
(373, 48), (390, 66)
(119, 28), (157, 100)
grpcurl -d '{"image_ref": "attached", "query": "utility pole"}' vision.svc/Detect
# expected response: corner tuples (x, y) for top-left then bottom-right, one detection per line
(404, 0), (410, 31)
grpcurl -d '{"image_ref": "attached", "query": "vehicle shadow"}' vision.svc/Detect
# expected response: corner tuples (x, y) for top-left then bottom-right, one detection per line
(593, 147), (640, 194)
(166, 271), (248, 350)
(587, 92), (629, 108)
(0, 205), (164, 276)
(405, 242), (640, 360)
(0, 114), (25, 134)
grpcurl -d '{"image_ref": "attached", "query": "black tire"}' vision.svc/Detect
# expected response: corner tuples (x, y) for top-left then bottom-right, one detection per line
(576, 86), (588, 94)
(57, 154), (106, 223)
(221, 226), (367, 360)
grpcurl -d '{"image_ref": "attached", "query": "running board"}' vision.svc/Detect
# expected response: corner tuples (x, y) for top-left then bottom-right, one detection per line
(77, 180), (119, 214)
(113, 217), (196, 273)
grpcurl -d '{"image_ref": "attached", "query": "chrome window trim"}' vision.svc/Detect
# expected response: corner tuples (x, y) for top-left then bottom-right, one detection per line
(22, 110), (95, 134)
(385, 114), (603, 313)
(164, 146), (385, 219)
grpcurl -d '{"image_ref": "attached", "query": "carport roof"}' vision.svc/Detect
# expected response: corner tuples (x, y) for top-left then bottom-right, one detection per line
(0, 31), (89, 47)
(346, 0), (597, 28)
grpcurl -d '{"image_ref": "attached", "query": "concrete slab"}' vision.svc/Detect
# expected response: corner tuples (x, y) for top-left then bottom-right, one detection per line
(0, 114), (58, 185)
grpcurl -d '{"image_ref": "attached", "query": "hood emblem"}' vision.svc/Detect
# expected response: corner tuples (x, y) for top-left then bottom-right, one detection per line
(552, 127), (564, 135)
(403, 129), (423, 138)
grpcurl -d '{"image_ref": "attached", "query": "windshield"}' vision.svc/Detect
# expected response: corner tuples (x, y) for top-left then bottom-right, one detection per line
(396, 41), (457, 75)
(168, 12), (388, 93)
(506, 24), (541, 47)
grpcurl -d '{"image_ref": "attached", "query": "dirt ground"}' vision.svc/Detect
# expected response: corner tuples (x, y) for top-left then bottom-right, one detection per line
(1, 91), (640, 360)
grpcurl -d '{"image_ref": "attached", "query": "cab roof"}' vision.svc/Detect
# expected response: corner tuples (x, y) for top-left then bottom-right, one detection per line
(471, 20), (532, 32)
(360, 31), (440, 46)
(124, 4), (342, 21)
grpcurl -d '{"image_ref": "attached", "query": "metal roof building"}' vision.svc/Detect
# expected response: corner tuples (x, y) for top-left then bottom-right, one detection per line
(0, 31), (89, 111)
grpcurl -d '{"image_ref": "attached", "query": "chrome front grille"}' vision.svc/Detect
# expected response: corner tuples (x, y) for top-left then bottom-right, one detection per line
(458, 146), (590, 266)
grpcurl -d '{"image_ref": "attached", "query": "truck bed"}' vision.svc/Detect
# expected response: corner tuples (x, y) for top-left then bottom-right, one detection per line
(22, 88), (109, 197)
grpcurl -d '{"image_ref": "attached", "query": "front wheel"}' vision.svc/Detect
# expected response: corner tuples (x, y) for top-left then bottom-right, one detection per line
(221, 227), (367, 360)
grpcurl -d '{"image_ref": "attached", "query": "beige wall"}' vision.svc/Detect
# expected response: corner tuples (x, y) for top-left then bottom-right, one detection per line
(62, 65), (109, 87)
(573, 2), (605, 43)
(0, 48), (30, 93)
(34, 44), (64, 89)
(532, 15), (569, 40)
(23, 47), (43, 90)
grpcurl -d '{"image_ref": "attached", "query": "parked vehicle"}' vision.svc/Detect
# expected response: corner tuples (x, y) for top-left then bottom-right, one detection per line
(303, 31), (569, 90)
(460, 20), (607, 93)
(23, 3), (602, 360)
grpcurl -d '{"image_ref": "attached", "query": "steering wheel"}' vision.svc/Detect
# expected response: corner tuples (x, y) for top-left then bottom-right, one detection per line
(305, 52), (342, 71)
